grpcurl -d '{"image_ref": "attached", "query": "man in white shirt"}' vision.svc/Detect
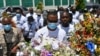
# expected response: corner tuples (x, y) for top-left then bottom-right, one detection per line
(26, 7), (36, 18)
(70, 6), (80, 24)
(58, 11), (75, 39)
(31, 11), (66, 46)
(22, 16), (37, 42)
(12, 9), (27, 29)
(34, 9), (44, 30)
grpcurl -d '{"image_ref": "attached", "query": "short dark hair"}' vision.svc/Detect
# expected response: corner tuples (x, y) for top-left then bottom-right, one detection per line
(60, 11), (72, 23)
(47, 10), (57, 16)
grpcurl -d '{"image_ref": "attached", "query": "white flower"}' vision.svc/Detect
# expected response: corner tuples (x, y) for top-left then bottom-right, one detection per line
(52, 41), (59, 50)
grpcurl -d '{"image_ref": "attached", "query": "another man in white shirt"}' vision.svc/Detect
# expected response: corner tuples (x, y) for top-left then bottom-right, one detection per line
(26, 7), (36, 18)
(58, 11), (75, 39)
(12, 9), (27, 29)
(34, 9), (44, 30)
(70, 6), (80, 24)
(22, 16), (37, 42)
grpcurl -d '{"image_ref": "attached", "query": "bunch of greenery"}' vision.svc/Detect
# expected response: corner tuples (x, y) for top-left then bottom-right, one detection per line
(36, 1), (43, 11)
(75, 0), (85, 10)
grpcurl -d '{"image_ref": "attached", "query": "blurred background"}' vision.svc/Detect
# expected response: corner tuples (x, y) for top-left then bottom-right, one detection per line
(0, 0), (99, 9)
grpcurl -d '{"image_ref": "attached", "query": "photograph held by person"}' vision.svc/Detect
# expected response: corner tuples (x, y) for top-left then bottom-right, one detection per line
(0, 17), (24, 56)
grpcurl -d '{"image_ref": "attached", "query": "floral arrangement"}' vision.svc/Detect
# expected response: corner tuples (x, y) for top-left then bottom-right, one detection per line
(16, 36), (76, 56)
(69, 13), (100, 56)
(16, 13), (100, 56)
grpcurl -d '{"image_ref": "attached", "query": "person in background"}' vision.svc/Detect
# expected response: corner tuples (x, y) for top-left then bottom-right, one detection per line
(0, 11), (13, 30)
(70, 6), (80, 24)
(22, 16), (37, 42)
(96, 8), (100, 18)
(31, 11), (66, 46)
(34, 9), (44, 30)
(0, 17), (24, 56)
(43, 10), (48, 26)
(57, 7), (64, 23)
(26, 7), (36, 18)
(58, 11), (74, 39)
(12, 9), (27, 29)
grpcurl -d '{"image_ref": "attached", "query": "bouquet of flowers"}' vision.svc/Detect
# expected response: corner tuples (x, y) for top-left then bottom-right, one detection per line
(69, 13), (100, 56)
(16, 36), (76, 56)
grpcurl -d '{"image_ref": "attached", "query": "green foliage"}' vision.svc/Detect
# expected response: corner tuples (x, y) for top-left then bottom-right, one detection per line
(36, 1), (43, 11)
(75, 0), (85, 10)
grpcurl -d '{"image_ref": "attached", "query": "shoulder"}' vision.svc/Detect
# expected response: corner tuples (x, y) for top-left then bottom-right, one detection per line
(23, 22), (28, 26)
(57, 24), (62, 29)
(0, 29), (5, 34)
(12, 27), (19, 34)
(12, 16), (16, 20)
(69, 24), (74, 28)
(58, 28), (66, 34)
(21, 15), (26, 19)
(36, 26), (47, 33)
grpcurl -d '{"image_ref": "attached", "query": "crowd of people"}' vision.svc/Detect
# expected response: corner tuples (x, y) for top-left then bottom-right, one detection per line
(0, 6), (100, 56)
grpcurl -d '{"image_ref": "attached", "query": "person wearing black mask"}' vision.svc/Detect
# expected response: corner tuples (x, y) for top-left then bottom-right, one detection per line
(0, 17), (24, 56)
(22, 16), (37, 42)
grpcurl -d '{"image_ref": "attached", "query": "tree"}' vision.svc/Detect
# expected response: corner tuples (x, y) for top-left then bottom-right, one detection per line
(36, 1), (43, 11)
(75, 0), (85, 10)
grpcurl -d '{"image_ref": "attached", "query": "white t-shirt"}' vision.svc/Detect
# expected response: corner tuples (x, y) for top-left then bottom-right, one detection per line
(26, 13), (36, 18)
(12, 15), (27, 29)
(22, 22), (36, 38)
(33, 26), (66, 42)
(72, 11), (80, 24)
(34, 14), (44, 29)
(78, 13), (84, 21)
(58, 24), (75, 38)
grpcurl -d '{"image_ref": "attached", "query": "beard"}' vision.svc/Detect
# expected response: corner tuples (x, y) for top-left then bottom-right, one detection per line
(61, 22), (69, 27)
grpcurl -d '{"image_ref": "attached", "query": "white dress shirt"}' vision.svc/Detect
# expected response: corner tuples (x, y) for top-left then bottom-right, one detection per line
(58, 24), (75, 39)
(34, 14), (44, 29)
(32, 26), (66, 42)
(22, 22), (37, 38)
(12, 15), (27, 29)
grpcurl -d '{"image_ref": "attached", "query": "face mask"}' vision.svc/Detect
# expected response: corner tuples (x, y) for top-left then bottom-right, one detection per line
(4, 24), (11, 31)
(47, 23), (57, 30)
(16, 14), (21, 20)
